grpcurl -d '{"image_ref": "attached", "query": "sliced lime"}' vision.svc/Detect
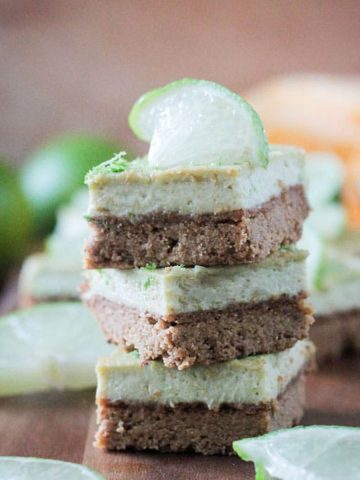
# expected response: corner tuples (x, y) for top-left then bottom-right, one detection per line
(0, 303), (112, 397)
(129, 78), (268, 169)
(233, 426), (360, 480)
(0, 457), (104, 479)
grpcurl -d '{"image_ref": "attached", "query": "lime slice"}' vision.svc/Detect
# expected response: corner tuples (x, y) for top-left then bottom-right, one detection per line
(233, 426), (360, 480)
(0, 303), (112, 397)
(0, 457), (104, 479)
(129, 78), (268, 169)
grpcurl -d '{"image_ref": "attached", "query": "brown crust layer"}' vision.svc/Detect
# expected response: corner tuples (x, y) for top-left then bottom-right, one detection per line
(19, 294), (79, 308)
(84, 291), (314, 369)
(84, 185), (309, 269)
(95, 373), (305, 455)
(311, 309), (360, 363)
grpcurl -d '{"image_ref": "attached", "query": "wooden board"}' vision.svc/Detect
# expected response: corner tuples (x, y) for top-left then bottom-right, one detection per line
(1, 277), (360, 478)
(1, 357), (360, 479)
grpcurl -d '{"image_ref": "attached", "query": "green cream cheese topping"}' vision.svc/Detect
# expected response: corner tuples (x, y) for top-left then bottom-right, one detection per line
(83, 248), (307, 316)
(96, 340), (314, 408)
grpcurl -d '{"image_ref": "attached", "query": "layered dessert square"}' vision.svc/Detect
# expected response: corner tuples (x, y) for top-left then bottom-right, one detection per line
(19, 253), (83, 306)
(84, 145), (309, 269)
(18, 190), (88, 306)
(297, 152), (360, 362)
(83, 248), (313, 369)
(310, 231), (360, 362)
(95, 340), (314, 455)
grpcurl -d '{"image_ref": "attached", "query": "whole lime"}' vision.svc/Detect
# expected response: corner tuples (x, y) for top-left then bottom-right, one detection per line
(0, 161), (33, 269)
(20, 134), (127, 235)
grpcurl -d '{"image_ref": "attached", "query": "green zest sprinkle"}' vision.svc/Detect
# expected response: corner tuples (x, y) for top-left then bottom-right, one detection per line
(107, 152), (131, 173)
(143, 262), (157, 271)
(144, 276), (154, 289)
(85, 151), (131, 180)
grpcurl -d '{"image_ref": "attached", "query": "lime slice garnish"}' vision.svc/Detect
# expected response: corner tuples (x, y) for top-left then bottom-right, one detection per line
(0, 457), (104, 479)
(129, 78), (268, 169)
(233, 426), (360, 480)
(0, 303), (112, 397)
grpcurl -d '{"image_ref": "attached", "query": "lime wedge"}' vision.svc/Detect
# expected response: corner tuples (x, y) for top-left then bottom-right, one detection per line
(129, 78), (268, 169)
(0, 303), (112, 397)
(233, 426), (360, 480)
(0, 457), (104, 479)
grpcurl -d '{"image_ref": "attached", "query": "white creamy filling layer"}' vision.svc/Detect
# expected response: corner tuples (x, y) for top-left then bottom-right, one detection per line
(87, 145), (305, 217)
(311, 278), (360, 315)
(18, 254), (82, 299)
(96, 340), (314, 408)
(83, 250), (306, 315)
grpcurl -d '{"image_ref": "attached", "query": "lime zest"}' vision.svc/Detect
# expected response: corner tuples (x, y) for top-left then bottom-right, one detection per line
(142, 262), (157, 271)
(143, 276), (154, 289)
(85, 151), (131, 182)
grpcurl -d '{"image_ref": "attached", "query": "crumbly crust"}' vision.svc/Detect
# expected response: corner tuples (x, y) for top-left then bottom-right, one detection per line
(19, 294), (79, 308)
(84, 185), (309, 269)
(83, 291), (313, 369)
(95, 373), (306, 455)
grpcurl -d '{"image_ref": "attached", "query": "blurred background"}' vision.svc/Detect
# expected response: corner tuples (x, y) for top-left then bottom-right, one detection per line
(1, 0), (360, 286)
(1, 0), (360, 163)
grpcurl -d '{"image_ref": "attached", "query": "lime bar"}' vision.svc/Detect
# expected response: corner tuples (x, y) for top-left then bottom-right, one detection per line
(298, 152), (360, 362)
(84, 80), (308, 269)
(95, 341), (314, 455)
(18, 190), (89, 306)
(83, 249), (313, 369)
(310, 230), (360, 362)
(84, 146), (308, 269)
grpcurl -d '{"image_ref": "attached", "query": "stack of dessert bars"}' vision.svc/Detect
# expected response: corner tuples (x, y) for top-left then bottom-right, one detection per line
(82, 144), (315, 455)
